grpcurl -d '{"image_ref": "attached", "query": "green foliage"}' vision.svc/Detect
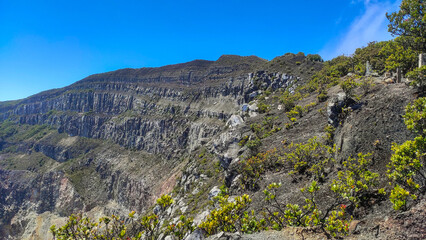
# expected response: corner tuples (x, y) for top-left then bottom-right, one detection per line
(324, 206), (351, 238)
(140, 213), (161, 240)
(331, 153), (382, 208)
(359, 76), (376, 95)
(239, 135), (249, 146)
(389, 185), (412, 210)
(308, 55), (353, 92)
(165, 215), (195, 240)
(353, 41), (388, 75)
(324, 125), (335, 145)
(406, 66), (426, 92)
(239, 137), (337, 189)
(156, 194), (174, 210)
(307, 54), (323, 62)
(262, 181), (351, 238)
(303, 101), (318, 112)
(51, 195), (181, 240)
(306, 37), (418, 95)
(404, 97), (426, 136)
(0, 120), (17, 140)
(257, 102), (270, 113)
(199, 194), (265, 236)
(379, 38), (418, 74)
(247, 116), (281, 141)
(386, 0), (426, 52)
(286, 105), (304, 120)
(285, 137), (336, 181)
(387, 97), (426, 210)
(279, 90), (301, 111)
(317, 89), (328, 102)
(50, 212), (143, 240)
(339, 75), (359, 97)
(246, 137), (262, 151)
(239, 149), (279, 190)
(387, 137), (425, 209)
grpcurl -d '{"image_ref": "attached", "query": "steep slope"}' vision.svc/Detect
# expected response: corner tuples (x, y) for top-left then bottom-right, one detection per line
(0, 54), (322, 239)
(2, 53), (421, 240)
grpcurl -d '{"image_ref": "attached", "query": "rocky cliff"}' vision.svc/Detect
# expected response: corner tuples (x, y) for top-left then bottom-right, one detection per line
(1, 52), (421, 240)
(0, 54), (323, 239)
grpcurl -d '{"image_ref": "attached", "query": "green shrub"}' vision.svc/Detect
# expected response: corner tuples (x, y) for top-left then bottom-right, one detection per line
(387, 137), (425, 210)
(387, 97), (426, 210)
(324, 125), (335, 145)
(403, 97), (426, 136)
(248, 117), (281, 140)
(279, 90), (301, 111)
(0, 121), (18, 140)
(285, 137), (336, 181)
(339, 75), (359, 97)
(406, 66), (426, 92)
(331, 153), (382, 208)
(317, 90), (328, 102)
(379, 38), (417, 74)
(359, 76), (375, 95)
(389, 185), (412, 210)
(239, 149), (279, 190)
(257, 102), (270, 113)
(239, 136), (249, 146)
(308, 55), (353, 92)
(51, 212), (143, 240)
(262, 181), (351, 238)
(156, 194), (174, 210)
(286, 105), (304, 120)
(246, 137), (262, 151)
(199, 194), (265, 236)
(307, 54), (323, 62)
(165, 215), (195, 240)
(51, 196), (178, 240)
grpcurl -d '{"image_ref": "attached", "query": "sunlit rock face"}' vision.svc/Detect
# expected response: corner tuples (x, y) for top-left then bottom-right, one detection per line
(0, 54), (314, 239)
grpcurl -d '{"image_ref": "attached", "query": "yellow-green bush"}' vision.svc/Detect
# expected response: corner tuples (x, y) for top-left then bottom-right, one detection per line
(165, 215), (195, 240)
(157, 194), (174, 210)
(199, 194), (265, 236)
(285, 137), (336, 181)
(407, 66), (426, 92)
(50, 212), (142, 240)
(387, 97), (426, 210)
(239, 149), (279, 190)
(331, 153), (383, 208)
(262, 181), (352, 238)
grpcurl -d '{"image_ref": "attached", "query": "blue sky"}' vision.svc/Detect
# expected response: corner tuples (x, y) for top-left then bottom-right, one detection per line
(0, 0), (401, 101)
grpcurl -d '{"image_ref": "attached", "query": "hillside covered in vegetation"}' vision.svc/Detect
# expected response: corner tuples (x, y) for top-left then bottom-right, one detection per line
(0, 1), (425, 239)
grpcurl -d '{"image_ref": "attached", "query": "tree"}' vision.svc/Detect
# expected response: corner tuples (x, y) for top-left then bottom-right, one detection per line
(379, 38), (418, 74)
(353, 41), (387, 74)
(386, 0), (426, 53)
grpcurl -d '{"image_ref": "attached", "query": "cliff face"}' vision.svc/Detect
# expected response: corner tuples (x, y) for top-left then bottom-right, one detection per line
(1, 53), (421, 239)
(0, 54), (320, 239)
(2, 56), (274, 155)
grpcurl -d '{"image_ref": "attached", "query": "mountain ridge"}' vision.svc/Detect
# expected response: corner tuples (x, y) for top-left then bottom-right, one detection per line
(2, 51), (422, 240)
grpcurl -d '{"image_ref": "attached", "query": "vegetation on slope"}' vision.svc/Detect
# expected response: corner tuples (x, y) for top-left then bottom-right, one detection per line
(0, 0), (425, 239)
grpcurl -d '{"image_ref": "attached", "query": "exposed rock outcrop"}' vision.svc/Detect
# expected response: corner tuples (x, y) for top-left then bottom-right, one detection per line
(0, 55), (316, 239)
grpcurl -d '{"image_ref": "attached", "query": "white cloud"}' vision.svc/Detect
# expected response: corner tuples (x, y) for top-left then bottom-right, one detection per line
(321, 1), (401, 60)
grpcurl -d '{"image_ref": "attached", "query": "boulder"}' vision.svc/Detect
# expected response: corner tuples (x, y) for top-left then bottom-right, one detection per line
(185, 229), (205, 240)
(327, 93), (356, 127)
(208, 186), (221, 200)
(226, 115), (244, 128)
(206, 231), (241, 240)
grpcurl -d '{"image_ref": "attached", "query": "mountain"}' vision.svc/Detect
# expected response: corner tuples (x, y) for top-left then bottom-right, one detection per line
(0, 53), (424, 240)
